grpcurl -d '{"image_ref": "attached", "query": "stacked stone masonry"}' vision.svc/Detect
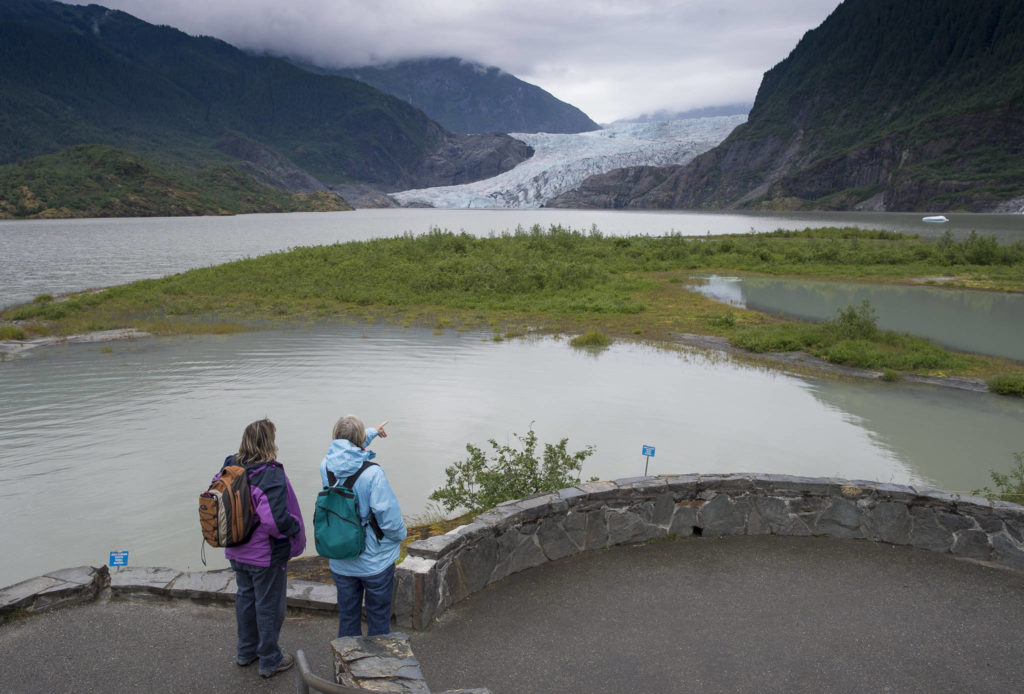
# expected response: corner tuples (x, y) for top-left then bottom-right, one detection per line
(394, 473), (1024, 630)
(331, 633), (491, 694)
(3, 473), (1022, 693)
(0, 565), (339, 619)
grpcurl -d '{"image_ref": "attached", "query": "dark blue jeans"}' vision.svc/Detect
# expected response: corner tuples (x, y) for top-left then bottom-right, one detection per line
(331, 564), (395, 637)
(231, 560), (288, 675)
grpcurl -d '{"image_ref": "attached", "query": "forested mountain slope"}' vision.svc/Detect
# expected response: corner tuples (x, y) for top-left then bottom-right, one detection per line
(331, 58), (599, 135)
(0, 0), (531, 194)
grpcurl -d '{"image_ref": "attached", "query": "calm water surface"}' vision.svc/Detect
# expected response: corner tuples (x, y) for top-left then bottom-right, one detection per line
(691, 275), (1024, 361)
(2, 209), (1023, 589)
(2, 325), (1023, 588)
(2, 208), (1021, 308)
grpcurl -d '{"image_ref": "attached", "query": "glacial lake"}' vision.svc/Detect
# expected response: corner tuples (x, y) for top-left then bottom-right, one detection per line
(1, 208), (1023, 589)
(2, 325), (1024, 589)
(690, 275), (1024, 362)
(2, 208), (1022, 308)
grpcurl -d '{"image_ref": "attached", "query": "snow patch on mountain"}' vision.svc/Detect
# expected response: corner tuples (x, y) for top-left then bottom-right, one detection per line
(390, 115), (746, 209)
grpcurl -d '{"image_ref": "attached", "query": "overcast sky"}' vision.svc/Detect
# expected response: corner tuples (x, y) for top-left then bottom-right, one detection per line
(84, 0), (843, 123)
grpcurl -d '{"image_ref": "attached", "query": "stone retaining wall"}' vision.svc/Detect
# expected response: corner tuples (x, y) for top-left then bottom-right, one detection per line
(0, 565), (339, 620)
(393, 473), (1024, 630)
(5, 473), (1022, 691)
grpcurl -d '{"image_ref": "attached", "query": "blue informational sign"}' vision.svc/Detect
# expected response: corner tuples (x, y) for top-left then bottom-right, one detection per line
(642, 445), (656, 457)
(109, 551), (129, 567)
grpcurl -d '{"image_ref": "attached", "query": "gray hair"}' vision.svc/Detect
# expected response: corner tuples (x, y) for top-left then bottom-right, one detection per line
(332, 415), (365, 447)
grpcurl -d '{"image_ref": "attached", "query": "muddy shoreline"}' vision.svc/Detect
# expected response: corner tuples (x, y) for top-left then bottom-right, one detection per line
(1, 326), (991, 394)
(674, 333), (989, 392)
(0, 329), (151, 356)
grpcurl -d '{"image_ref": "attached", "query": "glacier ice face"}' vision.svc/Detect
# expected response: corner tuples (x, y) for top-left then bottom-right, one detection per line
(390, 115), (746, 209)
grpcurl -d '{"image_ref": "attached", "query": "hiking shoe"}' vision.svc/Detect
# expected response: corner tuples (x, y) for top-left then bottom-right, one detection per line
(236, 656), (257, 667)
(259, 653), (294, 679)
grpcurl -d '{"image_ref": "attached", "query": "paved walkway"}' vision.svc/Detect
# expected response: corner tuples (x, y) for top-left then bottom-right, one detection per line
(411, 535), (1024, 694)
(0, 599), (339, 694)
(2, 535), (1024, 693)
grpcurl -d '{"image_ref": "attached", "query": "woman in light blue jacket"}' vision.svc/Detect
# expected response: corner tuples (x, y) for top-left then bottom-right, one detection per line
(320, 415), (407, 637)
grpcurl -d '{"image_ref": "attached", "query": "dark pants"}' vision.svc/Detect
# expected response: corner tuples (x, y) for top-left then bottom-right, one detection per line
(331, 564), (396, 637)
(231, 560), (288, 676)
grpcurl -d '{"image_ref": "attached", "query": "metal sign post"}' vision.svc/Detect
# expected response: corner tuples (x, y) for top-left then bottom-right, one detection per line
(642, 444), (655, 476)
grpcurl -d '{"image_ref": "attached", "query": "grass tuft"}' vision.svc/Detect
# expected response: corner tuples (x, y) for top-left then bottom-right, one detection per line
(0, 325), (26, 340)
(570, 331), (612, 348)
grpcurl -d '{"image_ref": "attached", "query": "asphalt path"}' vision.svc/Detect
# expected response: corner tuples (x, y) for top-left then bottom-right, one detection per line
(411, 535), (1024, 694)
(0, 599), (339, 694)
(3, 535), (1024, 694)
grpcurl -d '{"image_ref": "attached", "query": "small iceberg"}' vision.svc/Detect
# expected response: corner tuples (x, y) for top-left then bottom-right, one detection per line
(922, 215), (949, 223)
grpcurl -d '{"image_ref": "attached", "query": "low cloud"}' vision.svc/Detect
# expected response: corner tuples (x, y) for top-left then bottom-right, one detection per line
(86, 0), (841, 122)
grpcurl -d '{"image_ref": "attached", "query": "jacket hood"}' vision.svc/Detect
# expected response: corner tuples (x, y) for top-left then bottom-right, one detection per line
(321, 438), (377, 481)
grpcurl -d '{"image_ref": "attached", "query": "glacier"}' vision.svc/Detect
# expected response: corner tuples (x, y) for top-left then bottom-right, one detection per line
(390, 115), (746, 209)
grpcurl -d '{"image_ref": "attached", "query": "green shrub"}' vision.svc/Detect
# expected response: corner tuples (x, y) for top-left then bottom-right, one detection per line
(570, 331), (612, 348)
(880, 368), (901, 382)
(428, 426), (596, 512)
(974, 451), (1024, 505)
(827, 299), (878, 340)
(0, 325), (26, 340)
(987, 373), (1024, 397)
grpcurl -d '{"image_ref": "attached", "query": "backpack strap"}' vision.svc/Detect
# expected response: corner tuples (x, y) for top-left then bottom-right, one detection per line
(325, 461), (384, 541)
(344, 460), (377, 489)
(325, 460), (377, 488)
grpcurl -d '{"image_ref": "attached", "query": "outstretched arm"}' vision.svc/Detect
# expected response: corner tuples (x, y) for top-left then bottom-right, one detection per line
(363, 420), (389, 447)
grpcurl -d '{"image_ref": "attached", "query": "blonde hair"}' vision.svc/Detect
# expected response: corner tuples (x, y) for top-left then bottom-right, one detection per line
(332, 415), (365, 447)
(236, 418), (278, 464)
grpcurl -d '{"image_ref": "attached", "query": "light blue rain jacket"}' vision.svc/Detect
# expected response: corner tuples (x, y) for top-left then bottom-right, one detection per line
(319, 428), (407, 577)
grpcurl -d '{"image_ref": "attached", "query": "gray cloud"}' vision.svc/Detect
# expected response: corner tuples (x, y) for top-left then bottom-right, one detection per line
(85, 0), (842, 122)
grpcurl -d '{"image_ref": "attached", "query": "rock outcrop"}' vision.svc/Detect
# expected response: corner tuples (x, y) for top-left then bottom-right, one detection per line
(545, 165), (675, 209)
(215, 135), (329, 194)
(417, 133), (534, 188)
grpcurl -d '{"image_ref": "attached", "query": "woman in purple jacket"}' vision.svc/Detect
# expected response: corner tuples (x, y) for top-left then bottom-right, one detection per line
(218, 418), (306, 679)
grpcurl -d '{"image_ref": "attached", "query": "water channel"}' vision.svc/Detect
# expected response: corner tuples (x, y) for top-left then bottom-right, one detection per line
(690, 275), (1024, 362)
(1, 209), (1022, 589)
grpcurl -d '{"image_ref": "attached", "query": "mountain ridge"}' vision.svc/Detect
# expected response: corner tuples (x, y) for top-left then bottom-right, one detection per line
(564, 0), (1024, 212)
(327, 57), (600, 135)
(0, 0), (532, 208)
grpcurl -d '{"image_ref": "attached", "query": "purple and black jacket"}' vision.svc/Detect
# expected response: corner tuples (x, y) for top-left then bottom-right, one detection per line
(214, 456), (306, 568)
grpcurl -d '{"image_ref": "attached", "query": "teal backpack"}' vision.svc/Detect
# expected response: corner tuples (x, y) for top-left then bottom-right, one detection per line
(313, 461), (383, 559)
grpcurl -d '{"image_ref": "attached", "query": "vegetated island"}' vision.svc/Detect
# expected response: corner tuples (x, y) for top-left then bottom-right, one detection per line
(2, 225), (1023, 395)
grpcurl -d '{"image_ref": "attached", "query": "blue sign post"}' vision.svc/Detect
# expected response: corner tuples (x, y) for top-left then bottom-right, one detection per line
(109, 551), (129, 567)
(642, 445), (655, 476)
